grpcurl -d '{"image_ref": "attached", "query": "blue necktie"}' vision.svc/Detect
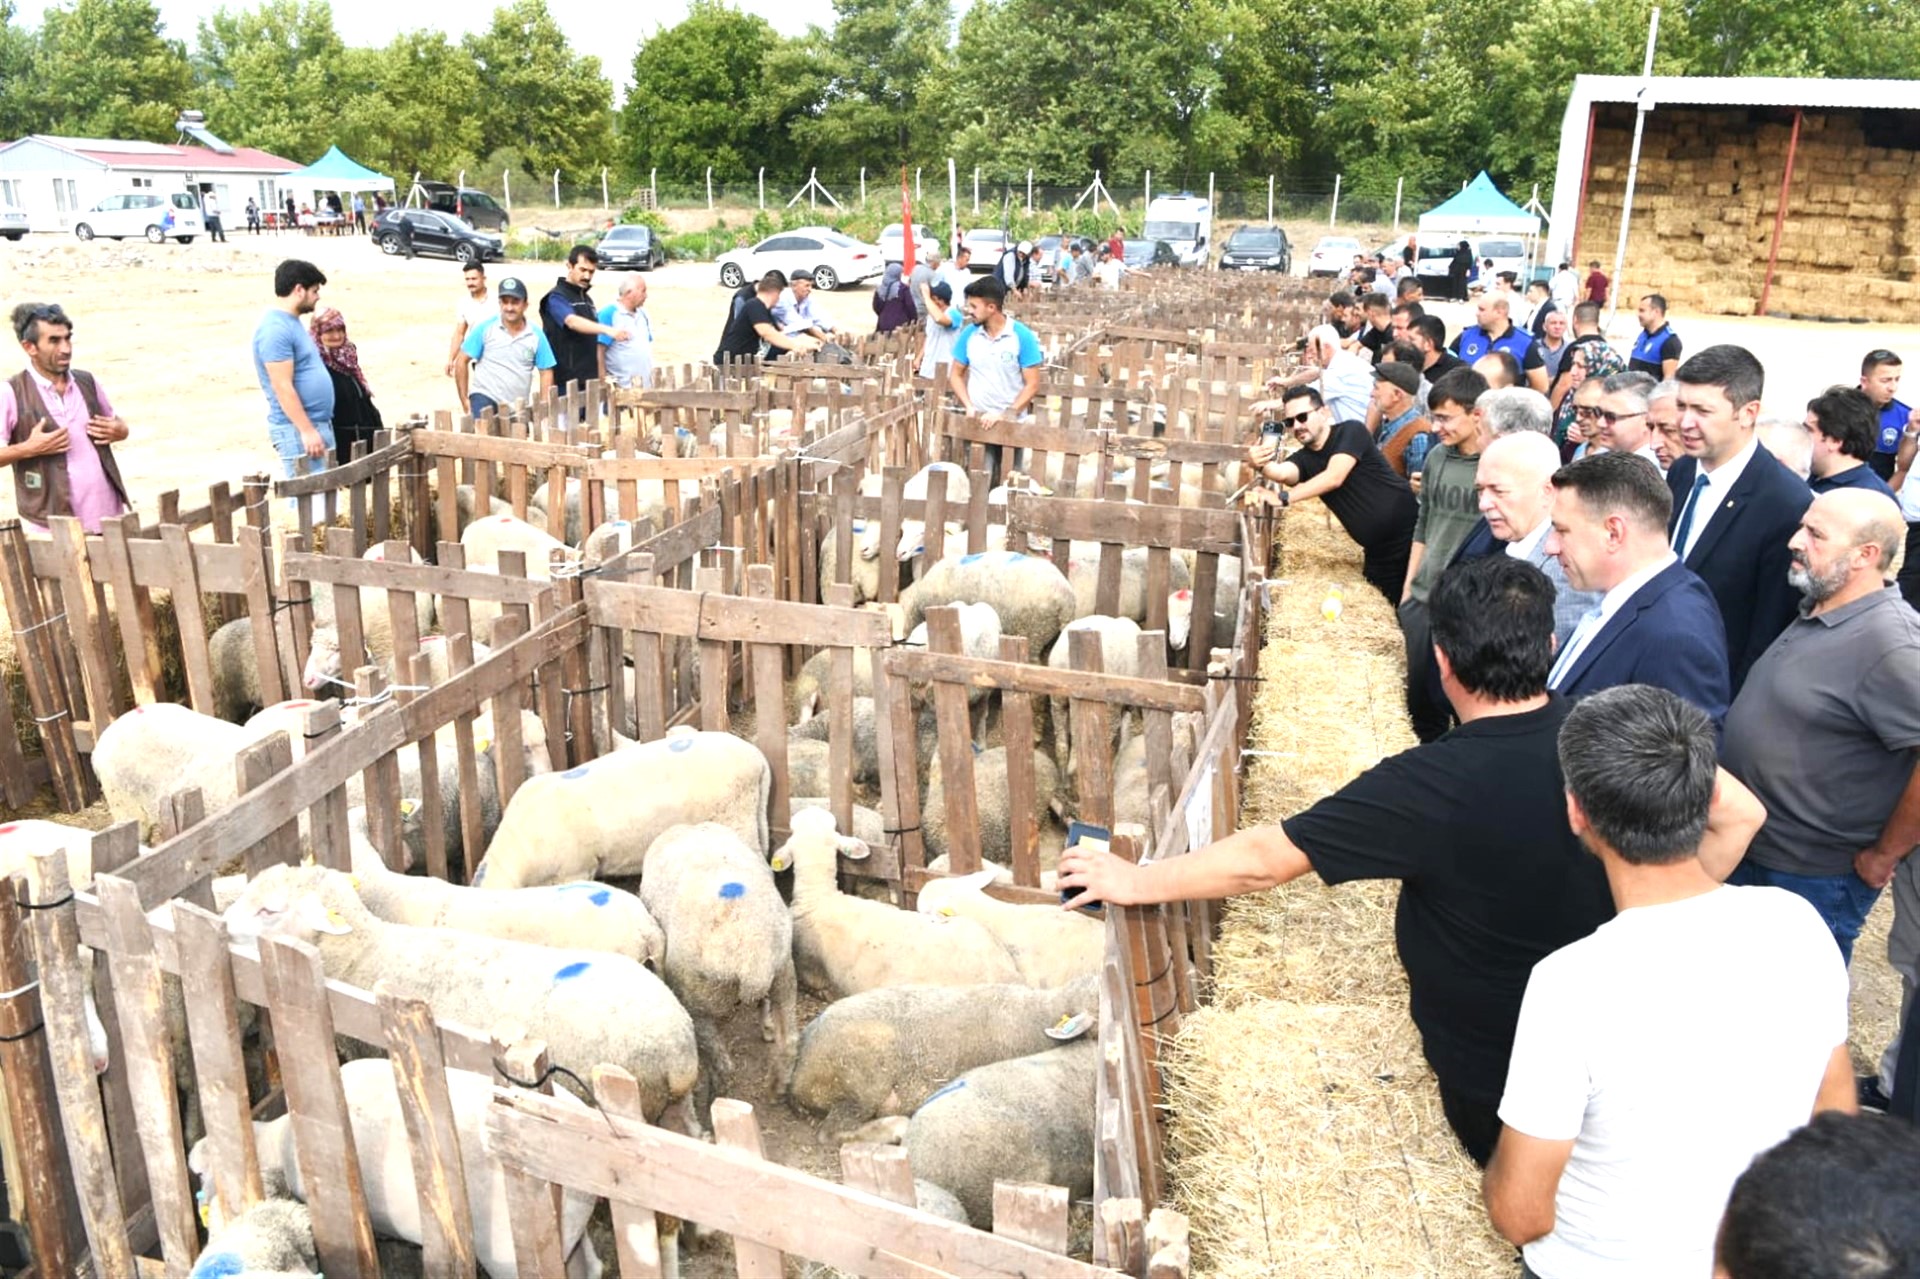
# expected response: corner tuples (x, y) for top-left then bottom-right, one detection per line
(1672, 473), (1711, 556)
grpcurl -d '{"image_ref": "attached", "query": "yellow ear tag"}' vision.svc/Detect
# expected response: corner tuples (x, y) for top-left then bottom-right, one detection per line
(938, 906), (956, 917)
(477, 736), (492, 752)
(198, 1199), (210, 1229)
(326, 908), (346, 927)
(349, 875), (360, 890)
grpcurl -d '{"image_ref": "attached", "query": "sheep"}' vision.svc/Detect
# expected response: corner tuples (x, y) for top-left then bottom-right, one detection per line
(790, 646), (876, 722)
(453, 482), (513, 536)
(300, 544), (437, 694)
(772, 808), (1019, 996)
(789, 696), (880, 786)
(903, 1039), (1098, 1228)
(915, 871), (1103, 988)
(458, 514), (577, 634)
(922, 745), (1062, 868)
(223, 864), (697, 1122)
(341, 804), (664, 965)
(915, 1181), (969, 1225)
(789, 798), (887, 849)
(1059, 541), (1194, 648)
(639, 823), (797, 1106)
(817, 524), (887, 606)
(785, 738), (833, 798)
(788, 977), (1099, 1125)
(532, 474), (669, 546)
(1045, 615), (1146, 769)
(189, 1198), (319, 1279)
(193, 1060), (602, 1279)
(95, 702), (253, 839)
(904, 600), (1002, 707)
(895, 551), (1075, 661)
(210, 616), (267, 724)
(474, 726), (770, 889)
(894, 462), (973, 562)
(1175, 549), (1245, 642)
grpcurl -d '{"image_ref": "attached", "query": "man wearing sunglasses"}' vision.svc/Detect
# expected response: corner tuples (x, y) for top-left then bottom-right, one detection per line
(1, 302), (132, 534)
(1593, 371), (1663, 468)
(1245, 384), (1416, 602)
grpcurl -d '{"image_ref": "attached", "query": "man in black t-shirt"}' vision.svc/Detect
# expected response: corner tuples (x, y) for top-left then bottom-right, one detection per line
(713, 271), (822, 366)
(1060, 556), (1765, 1167)
(1245, 385), (1417, 600)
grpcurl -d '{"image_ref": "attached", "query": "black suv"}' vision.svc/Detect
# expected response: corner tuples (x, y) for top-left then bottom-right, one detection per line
(416, 181), (510, 231)
(1218, 224), (1292, 273)
(370, 209), (504, 265)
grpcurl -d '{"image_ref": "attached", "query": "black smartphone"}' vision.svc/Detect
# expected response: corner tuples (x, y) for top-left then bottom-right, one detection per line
(1060, 820), (1110, 912)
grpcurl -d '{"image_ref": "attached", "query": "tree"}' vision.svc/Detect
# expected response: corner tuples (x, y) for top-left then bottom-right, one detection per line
(32, 0), (192, 140)
(622, 0), (797, 178)
(336, 31), (484, 182)
(464, 0), (615, 183)
(192, 0), (348, 161)
(0, 1), (37, 138)
(786, 0), (953, 161)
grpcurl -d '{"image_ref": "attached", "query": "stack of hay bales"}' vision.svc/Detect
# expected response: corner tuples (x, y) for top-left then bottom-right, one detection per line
(1577, 105), (1920, 322)
(1160, 506), (1512, 1277)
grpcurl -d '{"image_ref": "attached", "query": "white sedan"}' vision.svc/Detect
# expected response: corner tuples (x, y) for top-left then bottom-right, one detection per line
(1307, 235), (1364, 278)
(715, 227), (884, 292)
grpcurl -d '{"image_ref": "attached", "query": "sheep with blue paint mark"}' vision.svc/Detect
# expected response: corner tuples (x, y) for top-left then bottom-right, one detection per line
(188, 1198), (319, 1279)
(473, 725), (771, 889)
(640, 822), (797, 1108)
(222, 863), (698, 1124)
(894, 550), (1076, 660)
(914, 870), (1104, 988)
(893, 462), (974, 563)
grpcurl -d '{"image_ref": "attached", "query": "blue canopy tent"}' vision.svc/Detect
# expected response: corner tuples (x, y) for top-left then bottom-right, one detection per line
(281, 145), (395, 221)
(1417, 171), (1540, 237)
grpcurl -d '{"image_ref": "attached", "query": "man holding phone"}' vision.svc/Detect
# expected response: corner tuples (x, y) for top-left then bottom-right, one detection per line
(1, 301), (132, 533)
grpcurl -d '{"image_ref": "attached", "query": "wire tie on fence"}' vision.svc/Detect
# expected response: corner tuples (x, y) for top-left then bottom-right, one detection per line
(492, 1057), (598, 1108)
(32, 708), (69, 725)
(1135, 956), (1174, 988)
(18, 892), (73, 912)
(11, 610), (68, 637)
(881, 824), (920, 836)
(564, 684), (610, 700)
(1241, 748), (1297, 759)
(1208, 672), (1265, 683)
(1143, 1000), (1181, 1028)
(0, 979), (40, 1001)
(270, 594), (314, 616)
(0, 1021), (44, 1044)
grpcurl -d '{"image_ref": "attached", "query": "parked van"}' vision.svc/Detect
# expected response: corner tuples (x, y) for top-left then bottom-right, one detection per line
(416, 181), (510, 231)
(72, 191), (202, 244)
(1143, 194), (1212, 267)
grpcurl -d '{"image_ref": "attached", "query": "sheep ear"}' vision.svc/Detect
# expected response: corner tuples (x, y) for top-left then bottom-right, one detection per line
(954, 868), (998, 895)
(835, 836), (871, 862)
(769, 842), (795, 873)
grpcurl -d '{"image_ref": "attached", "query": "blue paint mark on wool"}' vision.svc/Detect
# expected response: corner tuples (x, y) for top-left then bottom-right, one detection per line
(718, 881), (746, 900)
(590, 888), (611, 906)
(190, 1252), (245, 1279)
(560, 766), (590, 780)
(669, 736), (693, 752)
(920, 1078), (968, 1108)
(554, 961), (591, 981)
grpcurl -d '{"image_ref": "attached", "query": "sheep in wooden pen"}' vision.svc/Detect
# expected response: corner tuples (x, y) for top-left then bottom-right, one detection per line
(1045, 615), (1149, 770)
(188, 1198), (319, 1278)
(298, 542), (437, 695)
(457, 513), (576, 633)
(473, 725), (770, 888)
(922, 745), (1063, 869)
(1057, 540), (1195, 649)
(915, 870), (1104, 987)
(787, 976), (1099, 1127)
(893, 550), (1076, 660)
(222, 863), (698, 1124)
(771, 807), (1019, 996)
(94, 702), (253, 838)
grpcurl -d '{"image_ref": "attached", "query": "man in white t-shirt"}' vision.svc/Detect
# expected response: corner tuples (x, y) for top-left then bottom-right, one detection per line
(1485, 684), (1856, 1279)
(446, 262), (496, 396)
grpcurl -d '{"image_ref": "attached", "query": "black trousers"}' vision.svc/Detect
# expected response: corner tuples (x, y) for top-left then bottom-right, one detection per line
(1438, 1081), (1502, 1168)
(1397, 597), (1454, 743)
(1360, 536), (1411, 604)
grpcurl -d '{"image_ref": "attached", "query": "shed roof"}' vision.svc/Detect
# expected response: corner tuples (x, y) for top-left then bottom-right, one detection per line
(4, 134), (297, 173)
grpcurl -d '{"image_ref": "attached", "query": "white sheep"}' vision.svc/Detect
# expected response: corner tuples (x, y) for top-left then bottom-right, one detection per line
(904, 600), (1003, 707)
(210, 616), (266, 724)
(788, 696), (880, 786)
(458, 514), (576, 635)
(922, 745), (1062, 869)
(639, 823), (797, 1104)
(1059, 541), (1195, 649)
(94, 702), (253, 839)
(1045, 615), (1147, 770)
(300, 543), (437, 694)
(771, 808), (1019, 996)
(474, 726), (770, 889)
(342, 803), (664, 965)
(192, 1059), (601, 1279)
(895, 550), (1076, 662)
(188, 1198), (319, 1279)
(915, 870), (1103, 988)
(788, 977), (1099, 1124)
(223, 864), (698, 1123)
(894, 462), (974, 562)
(903, 1038), (1098, 1228)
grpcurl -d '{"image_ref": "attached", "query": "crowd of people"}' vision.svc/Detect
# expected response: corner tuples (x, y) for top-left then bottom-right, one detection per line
(1062, 275), (1920, 1276)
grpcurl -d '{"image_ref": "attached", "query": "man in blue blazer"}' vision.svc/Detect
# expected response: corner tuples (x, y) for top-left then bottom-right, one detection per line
(1665, 345), (1812, 694)
(1544, 450), (1731, 727)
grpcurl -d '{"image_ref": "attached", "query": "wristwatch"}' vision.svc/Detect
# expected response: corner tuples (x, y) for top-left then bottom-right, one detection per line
(1278, 487), (1291, 507)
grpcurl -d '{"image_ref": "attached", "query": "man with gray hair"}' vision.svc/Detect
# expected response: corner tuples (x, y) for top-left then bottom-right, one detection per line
(596, 273), (654, 389)
(1479, 386), (1552, 438)
(909, 245), (943, 318)
(1451, 431), (1601, 647)
(1269, 323), (1375, 425)
(1756, 417), (1814, 481)
(1592, 370), (1661, 467)
(1486, 683), (1853, 1278)
(1648, 378), (1682, 471)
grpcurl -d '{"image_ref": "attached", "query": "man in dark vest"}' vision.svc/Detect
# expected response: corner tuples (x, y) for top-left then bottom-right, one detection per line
(540, 245), (626, 398)
(0, 302), (131, 533)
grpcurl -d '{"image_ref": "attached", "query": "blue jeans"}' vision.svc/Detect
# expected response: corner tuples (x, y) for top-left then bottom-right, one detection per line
(468, 393), (500, 419)
(1728, 861), (1882, 966)
(268, 419), (335, 480)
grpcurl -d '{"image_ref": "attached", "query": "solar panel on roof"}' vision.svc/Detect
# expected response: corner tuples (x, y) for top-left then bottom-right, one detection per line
(177, 124), (234, 155)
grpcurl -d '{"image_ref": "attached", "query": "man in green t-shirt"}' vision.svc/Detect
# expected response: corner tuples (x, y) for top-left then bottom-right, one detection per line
(1400, 366), (1491, 741)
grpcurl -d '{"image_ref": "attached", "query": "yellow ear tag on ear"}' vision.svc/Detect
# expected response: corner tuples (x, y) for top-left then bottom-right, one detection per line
(301, 851), (315, 867)
(326, 908), (346, 927)
(198, 1199), (210, 1229)
(938, 906), (956, 917)
(400, 800), (417, 818)
(349, 874), (360, 889)
(476, 736), (492, 752)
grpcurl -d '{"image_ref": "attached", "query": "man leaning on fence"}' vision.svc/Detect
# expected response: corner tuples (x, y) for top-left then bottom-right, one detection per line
(1, 302), (132, 534)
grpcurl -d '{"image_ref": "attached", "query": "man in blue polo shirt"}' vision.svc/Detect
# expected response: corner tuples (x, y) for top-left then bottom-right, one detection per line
(1450, 295), (1546, 394)
(1860, 348), (1916, 481)
(1628, 293), (1682, 379)
(949, 275), (1043, 485)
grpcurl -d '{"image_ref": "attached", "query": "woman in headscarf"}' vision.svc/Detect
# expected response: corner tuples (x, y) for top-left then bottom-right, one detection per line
(310, 308), (384, 460)
(872, 262), (916, 334)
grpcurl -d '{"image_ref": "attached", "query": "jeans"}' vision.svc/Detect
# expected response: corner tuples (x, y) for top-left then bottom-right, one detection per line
(468, 393), (500, 419)
(269, 419), (334, 521)
(1727, 860), (1882, 966)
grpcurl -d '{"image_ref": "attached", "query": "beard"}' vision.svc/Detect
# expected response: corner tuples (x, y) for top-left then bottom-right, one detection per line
(1788, 556), (1851, 603)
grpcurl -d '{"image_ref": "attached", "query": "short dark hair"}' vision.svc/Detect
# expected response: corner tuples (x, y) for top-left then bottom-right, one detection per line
(1641, 293), (1668, 313)
(1552, 449), (1673, 533)
(1279, 384), (1324, 411)
(11, 302), (71, 344)
(964, 276), (1007, 309)
(1395, 276), (1423, 299)
(273, 259), (326, 297)
(567, 244), (599, 266)
(462, 261), (485, 275)
(1429, 556), (1555, 701)
(1429, 366), (1487, 412)
(1558, 684), (1718, 864)
(1677, 344), (1766, 412)
(1383, 339), (1423, 368)
(1328, 290), (1356, 310)
(1390, 301), (1426, 322)
(1572, 301), (1602, 327)
(1806, 386), (1879, 460)
(1862, 348), (1903, 376)
(1412, 315), (1448, 350)
(757, 270), (788, 293)
(1526, 278), (1550, 295)
(1362, 291), (1390, 311)
(1717, 1112), (1920, 1279)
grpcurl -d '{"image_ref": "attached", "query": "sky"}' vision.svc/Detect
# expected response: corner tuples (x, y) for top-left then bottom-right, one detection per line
(13, 1), (844, 92)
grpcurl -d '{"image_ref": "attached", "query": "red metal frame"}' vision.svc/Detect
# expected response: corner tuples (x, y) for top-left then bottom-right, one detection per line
(1570, 104), (1598, 269)
(1756, 108), (1805, 317)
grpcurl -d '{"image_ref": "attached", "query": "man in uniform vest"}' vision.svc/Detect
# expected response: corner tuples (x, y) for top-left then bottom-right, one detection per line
(540, 245), (626, 399)
(0, 302), (131, 533)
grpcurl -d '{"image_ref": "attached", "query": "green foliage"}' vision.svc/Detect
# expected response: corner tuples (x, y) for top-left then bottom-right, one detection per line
(192, 0), (347, 162)
(463, 0), (614, 180)
(623, 0), (793, 178)
(30, 0), (192, 140)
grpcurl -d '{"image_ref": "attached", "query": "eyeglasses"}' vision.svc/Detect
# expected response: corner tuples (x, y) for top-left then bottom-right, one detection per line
(1573, 405), (1605, 419)
(1598, 409), (1645, 425)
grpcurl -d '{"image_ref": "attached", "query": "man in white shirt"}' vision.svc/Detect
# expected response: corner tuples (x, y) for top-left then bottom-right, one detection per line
(446, 263), (498, 399)
(596, 273), (654, 389)
(1544, 450), (1730, 727)
(1485, 683), (1856, 1279)
(772, 268), (836, 344)
(1277, 324), (1375, 426)
(1592, 371), (1663, 468)
(1549, 260), (1579, 313)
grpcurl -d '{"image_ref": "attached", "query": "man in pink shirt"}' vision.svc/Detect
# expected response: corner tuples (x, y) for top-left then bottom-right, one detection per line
(1, 302), (131, 533)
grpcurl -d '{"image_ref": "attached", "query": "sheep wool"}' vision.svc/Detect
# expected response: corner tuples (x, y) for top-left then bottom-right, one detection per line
(916, 871), (1105, 988)
(897, 550), (1076, 661)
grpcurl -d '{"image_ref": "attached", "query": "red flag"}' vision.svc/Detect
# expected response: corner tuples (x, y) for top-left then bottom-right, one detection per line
(900, 166), (915, 277)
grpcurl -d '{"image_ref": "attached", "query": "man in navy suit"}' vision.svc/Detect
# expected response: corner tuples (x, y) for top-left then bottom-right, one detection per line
(1544, 450), (1730, 727)
(1666, 345), (1812, 694)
